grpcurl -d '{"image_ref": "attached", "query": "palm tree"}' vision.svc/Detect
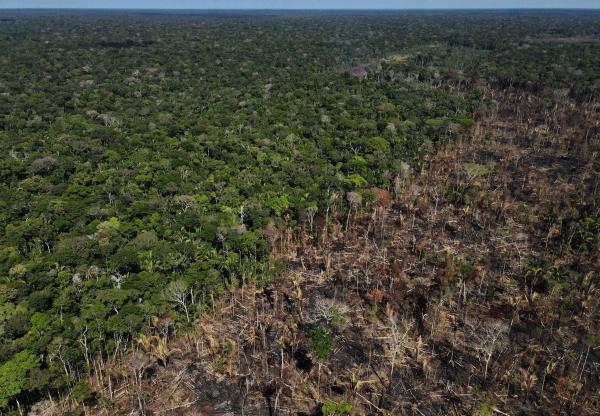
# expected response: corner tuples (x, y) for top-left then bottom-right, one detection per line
(135, 335), (181, 367)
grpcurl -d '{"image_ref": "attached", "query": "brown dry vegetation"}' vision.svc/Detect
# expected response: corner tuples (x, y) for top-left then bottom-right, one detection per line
(45, 86), (599, 416)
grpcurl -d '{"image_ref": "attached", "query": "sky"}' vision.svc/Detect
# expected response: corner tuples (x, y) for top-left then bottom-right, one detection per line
(0, 0), (598, 9)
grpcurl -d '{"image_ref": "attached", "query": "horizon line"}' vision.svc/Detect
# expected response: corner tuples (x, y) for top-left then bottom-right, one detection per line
(1, 7), (600, 11)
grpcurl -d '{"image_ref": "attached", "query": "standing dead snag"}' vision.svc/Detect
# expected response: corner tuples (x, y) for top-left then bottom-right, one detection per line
(346, 191), (362, 231)
(367, 188), (392, 240)
(163, 280), (192, 322)
(468, 319), (509, 380)
(323, 191), (340, 244)
(306, 205), (318, 235)
(129, 352), (150, 415)
(381, 304), (414, 383)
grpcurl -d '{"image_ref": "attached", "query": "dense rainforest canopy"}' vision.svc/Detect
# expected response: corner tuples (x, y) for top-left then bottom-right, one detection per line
(0, 9), (599, 413)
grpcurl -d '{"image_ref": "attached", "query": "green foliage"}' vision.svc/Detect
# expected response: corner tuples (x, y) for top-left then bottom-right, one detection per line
(71, 381), (93, 403)
(457, 115), (475, 128)
(567, 216), (600, 253)
(322, 399), (352, 416)
(473, 401), (495, 416)
(345, 174), (369, 188)
(267, 194), (291, 217)
(310, 326), (334, 362)
(0, 350), (38, 408)
(365, 136), (391, 155)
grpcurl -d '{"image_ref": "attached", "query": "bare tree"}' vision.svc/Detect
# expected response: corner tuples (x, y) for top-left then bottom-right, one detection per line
(306, 205), (318, 234)
(173, 195), (198, 213)
(469, 319), (509, 379)
(381, 305), (414, 382)
(164, 280), (191, 322)
(346, 191), (362, 231)
(110, 271), (127, 289)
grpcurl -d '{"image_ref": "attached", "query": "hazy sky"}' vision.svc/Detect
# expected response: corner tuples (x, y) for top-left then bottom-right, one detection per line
(0, 0), (598, 8)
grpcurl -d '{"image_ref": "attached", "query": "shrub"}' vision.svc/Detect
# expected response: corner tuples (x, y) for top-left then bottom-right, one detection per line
(322, 399), (352, 416)
(310, 325), (333, 362)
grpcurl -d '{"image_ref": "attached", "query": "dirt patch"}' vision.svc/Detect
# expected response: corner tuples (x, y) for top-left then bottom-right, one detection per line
(383, 52), (410, 63)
